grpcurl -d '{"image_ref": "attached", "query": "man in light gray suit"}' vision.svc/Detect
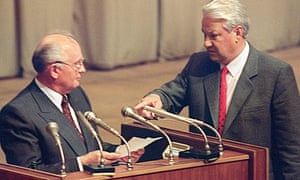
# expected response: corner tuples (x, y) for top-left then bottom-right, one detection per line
(135, 0), (300, 179)
(0, 33), (143, 174)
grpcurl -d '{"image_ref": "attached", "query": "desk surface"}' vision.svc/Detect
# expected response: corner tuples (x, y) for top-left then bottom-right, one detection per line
(66, 149), (249, 180)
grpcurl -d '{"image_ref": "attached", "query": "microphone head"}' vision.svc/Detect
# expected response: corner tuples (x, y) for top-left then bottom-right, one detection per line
(46, 122), (59, 134)
(84, 111), (109, 129)
(84, 111), (96, 120)
(121, 106), (135, 117)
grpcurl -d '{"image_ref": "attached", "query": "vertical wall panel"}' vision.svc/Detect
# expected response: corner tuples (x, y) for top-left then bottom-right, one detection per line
(0, 0), (18, 78)
(0, 0), (299, 77)
(73, 0), (158, 69)
(246, 0), (300, 50)
(18, 0), (74, 76)
(159, 0), (205, 60)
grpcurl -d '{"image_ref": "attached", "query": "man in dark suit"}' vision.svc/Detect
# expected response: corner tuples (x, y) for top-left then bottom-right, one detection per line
(0, 33), (143, 174)
(134, 0), (300, 179)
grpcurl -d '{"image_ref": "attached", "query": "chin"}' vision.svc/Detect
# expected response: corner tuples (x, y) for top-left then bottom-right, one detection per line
(209, 54), (223, 63)
(209, 56), (219, 62)
(74, 84), (80, 88)
(72, 83), (80, 89)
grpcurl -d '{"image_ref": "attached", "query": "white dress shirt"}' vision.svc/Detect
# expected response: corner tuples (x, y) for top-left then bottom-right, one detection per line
(221, 42), (250, 111)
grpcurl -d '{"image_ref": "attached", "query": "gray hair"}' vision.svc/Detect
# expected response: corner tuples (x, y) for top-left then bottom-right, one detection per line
(202, 0), (250, 38)
(32, 31), (76, 73)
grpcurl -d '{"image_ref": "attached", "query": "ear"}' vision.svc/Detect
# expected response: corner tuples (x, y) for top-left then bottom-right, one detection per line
(49, 64), (61, 79)
(234, 25), (244, 38)
(232, 26), (244, 44)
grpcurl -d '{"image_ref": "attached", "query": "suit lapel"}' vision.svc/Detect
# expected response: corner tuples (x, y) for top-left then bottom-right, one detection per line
(204, 72), (220, 128)
(29, 82), (88, 155)
(223, 45), (258, 134)
(40, 111), (88, 155)
(223, 73), (254, 133)
(68, 95), (96, 151)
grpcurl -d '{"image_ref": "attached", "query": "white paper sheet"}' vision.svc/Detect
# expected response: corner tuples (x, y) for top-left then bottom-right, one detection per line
(118, 136), (162, 157)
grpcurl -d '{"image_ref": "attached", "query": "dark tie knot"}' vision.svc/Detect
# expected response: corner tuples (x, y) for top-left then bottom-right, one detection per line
(61, 95), (69, 106)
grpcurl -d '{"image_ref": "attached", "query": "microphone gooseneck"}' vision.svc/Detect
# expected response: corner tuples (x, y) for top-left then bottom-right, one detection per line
(76, 111), (106, 168)
(187, 117), (224, 154)
(84, 111), (133, 170)
(46, 122), (66, 176)
(143, 106), (224, 155)
(143, 106), (212, 155)
(121, 106), (174, 165)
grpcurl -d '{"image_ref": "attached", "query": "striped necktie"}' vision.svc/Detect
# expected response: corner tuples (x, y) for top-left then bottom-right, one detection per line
(61, 95), (84, 140)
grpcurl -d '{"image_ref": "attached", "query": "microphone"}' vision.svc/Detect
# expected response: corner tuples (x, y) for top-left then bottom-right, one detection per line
(144, 106), (211, 155)
(83, 111), (133, 170)
(76, 111), (115, 174)
(77, 111), (116, 173)
(121, 106), (175, 165)
(143, 106), (223, 161)
(186, 117), (224, 154)
(46, 122), (66, 176)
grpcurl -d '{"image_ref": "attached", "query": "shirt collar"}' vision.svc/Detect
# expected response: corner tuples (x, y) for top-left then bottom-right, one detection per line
(35, 78), (63, 109)
(222, 42), (249, 77)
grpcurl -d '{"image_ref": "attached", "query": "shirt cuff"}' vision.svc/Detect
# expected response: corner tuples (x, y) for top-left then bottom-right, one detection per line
(77, 157), (84, 172)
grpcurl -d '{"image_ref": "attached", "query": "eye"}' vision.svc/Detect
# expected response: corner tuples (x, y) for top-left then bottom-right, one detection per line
(209, 33), (221, 40)
(203, 32), (221, 41)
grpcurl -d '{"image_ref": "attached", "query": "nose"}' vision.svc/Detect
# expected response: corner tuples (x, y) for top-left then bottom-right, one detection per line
(79, 63), (86, 73)
(204, 37), (213, 48)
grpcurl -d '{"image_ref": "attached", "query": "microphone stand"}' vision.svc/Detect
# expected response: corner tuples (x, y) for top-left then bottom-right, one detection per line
(46, 122), (66, 176)
(84, 111), (133, 170)
(143, 106), (223, 161)
(149, 122), (175, 165)
(144, 105), (211, 155)
(121, 107), (174, 165)
(76, 111), (115, 173)
(118, 135), (133, 170)
(187, 117), (224, 155)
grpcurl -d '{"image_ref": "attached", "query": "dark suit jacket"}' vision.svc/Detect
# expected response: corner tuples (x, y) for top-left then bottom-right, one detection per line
(150, 44), (300, 179)
(0, 80), (117, 174)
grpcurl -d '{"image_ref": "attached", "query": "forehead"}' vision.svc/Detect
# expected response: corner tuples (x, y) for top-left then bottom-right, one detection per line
(64, 46), (83, 64)
(201, 16), (226, 33)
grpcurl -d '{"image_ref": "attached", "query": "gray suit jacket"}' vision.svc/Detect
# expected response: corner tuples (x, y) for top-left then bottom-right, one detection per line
(151, 44), (300, 179)
(0, 80), (117, 174)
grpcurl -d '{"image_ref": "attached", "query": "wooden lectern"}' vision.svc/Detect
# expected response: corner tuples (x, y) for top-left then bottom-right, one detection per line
(0, 122), (268, 180)
(120, 122), (269, 180)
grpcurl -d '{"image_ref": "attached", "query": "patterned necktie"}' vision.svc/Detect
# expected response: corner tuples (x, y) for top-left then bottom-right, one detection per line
(218, 66), (228, 135)
(61, 95), (84, 140)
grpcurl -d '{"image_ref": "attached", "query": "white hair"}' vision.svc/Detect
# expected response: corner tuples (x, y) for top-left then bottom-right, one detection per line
(202, 0), (250, 38)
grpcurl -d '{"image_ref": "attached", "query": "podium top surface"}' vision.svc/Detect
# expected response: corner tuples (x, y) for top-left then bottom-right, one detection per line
(64, 149), (249, 179)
